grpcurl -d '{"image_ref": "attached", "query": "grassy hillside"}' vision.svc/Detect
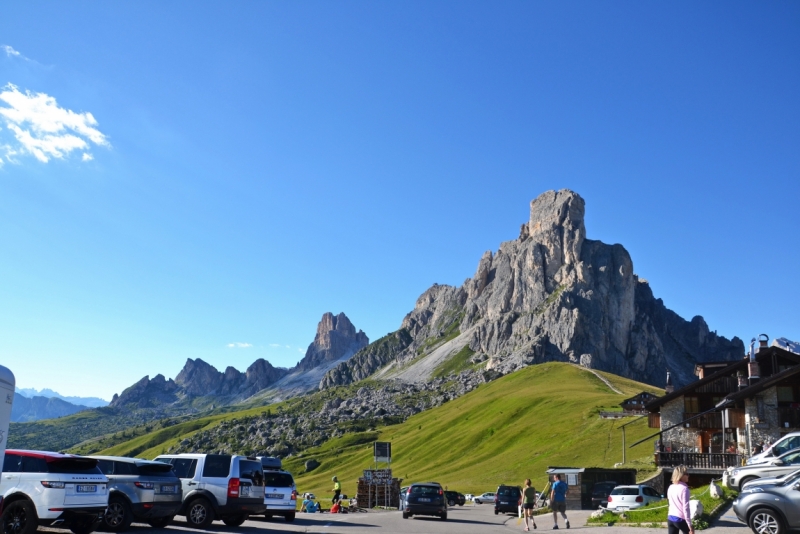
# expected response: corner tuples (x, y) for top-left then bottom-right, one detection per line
(88, 362), (662, 500)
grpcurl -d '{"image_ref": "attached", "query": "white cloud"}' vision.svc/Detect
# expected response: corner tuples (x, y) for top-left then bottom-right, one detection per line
(2, 45), (21, 58)
(0, 83), (110, 165)
(227, 342), (252, 349)
(269, 343), (281, 348)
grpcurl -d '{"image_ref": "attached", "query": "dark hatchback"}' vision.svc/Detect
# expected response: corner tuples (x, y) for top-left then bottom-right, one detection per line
(495, 485), (522, 515)
(444, 491), (465, 507)
(591, 481), (618, 509)
(402, 483), (447, 520)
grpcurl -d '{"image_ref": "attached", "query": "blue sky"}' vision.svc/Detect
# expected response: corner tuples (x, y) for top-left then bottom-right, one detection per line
(1, 2), (798, 401)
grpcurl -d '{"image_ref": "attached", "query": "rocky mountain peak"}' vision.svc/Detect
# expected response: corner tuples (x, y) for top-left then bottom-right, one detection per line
(323, 189), (744, 390)
(295, 312), (369, 372)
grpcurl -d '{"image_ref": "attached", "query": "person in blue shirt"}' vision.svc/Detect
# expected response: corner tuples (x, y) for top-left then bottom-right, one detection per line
(302, 497), (314, 512)
(549, 474), (570, 529)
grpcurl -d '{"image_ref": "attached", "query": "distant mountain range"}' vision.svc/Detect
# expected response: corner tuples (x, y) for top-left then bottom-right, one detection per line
(16, 387), (109, 408)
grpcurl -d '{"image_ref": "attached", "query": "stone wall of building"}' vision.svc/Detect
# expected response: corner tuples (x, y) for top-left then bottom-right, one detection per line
(661, 397), (697, 451)
(737, 386), (799, 449)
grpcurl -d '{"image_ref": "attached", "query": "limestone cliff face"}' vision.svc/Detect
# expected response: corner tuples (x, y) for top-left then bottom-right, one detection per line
(294, 312), (369, 372)
(322, 189), (743, 389)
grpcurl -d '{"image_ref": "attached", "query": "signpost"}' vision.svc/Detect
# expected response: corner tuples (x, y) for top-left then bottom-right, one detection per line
(365, 442), (393, 508)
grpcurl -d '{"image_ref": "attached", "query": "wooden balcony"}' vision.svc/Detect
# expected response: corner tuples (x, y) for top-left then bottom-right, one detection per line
(684, 412), (722, 429)
(696, 376), (738, 394)
(655, 452), (741, 470)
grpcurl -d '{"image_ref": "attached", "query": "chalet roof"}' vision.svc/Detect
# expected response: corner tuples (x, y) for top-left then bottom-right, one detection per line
(645, 346), (800, 412)
(724, 363), (800, 403)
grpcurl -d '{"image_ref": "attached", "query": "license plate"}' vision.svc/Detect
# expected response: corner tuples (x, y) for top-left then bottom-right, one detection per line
(240, 486), (250, 496)
(77, 485), (97, 493)
(501, 501), (509, 505)
(418, 498), (430, 502)
(266, 493), (283, 499)
(161, 485), (178, 493)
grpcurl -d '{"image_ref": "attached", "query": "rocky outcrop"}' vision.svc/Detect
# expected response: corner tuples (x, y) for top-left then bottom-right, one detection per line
(322, 189), (743, 389)
(320, 329), (412, 389)
(294, 312), (369, 372)
(10, 394), (90, 423)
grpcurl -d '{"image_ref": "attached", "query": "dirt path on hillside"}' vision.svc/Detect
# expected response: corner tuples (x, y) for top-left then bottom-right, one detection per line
(570, 363), (623, 394)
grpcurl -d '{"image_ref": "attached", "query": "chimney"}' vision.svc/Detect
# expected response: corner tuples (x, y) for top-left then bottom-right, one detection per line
(665, 371), (674, 394)
(737, 370), (748, 390)
(758, 334), (769, 351)
(748, 337), (760, 384)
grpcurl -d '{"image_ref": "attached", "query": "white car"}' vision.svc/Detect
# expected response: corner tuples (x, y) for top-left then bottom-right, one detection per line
(257, 456), (297, 523)
(302, 492), (316, 500)
(607, 485), (663, 512)
(474, 492), (496, 504)
(748, 433), (800, 465)
(464, 493), (474, 501)
(0, 449), (109, 534)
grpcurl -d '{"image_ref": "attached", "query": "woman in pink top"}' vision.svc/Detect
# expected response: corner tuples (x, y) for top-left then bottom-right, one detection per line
(667, 465), (694, 534)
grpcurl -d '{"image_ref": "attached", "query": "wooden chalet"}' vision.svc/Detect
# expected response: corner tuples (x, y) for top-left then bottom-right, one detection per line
(644, 338), (800, 474)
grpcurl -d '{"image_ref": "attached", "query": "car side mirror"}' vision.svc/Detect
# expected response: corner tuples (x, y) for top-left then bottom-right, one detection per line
(775, 460), (785, 466)
(793, 483), (800, 491)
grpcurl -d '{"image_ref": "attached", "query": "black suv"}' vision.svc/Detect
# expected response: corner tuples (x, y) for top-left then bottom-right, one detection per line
(495, 484), (522, 515)
(401, 483), (447, 521)
(444, 491), (465, 507)
(591, 481), (618, 509)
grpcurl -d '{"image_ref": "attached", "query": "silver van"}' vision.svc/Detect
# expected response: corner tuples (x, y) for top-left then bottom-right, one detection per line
(257, 456), (297, 522)
(91, 456), (181, 531)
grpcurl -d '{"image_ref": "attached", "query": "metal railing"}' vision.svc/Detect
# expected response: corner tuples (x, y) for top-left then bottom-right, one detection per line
(655, 452), (741, 470)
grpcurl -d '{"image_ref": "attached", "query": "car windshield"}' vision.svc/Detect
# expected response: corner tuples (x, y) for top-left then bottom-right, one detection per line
(137, 463), (176, 477)
(264, 472), (294, 487)
(610, 487), (640, 496)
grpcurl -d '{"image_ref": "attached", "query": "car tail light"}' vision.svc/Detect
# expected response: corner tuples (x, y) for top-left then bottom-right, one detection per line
(608, 496), (613, 502)
(495, 494), (498, 502)
(407, 488), (412, 495)
(439, 489), (443, 495)
(635, 496), (643, 503)
(135, 482), (155, 489)
(291, 490), (297, 501)
(41, 481), (66, 489)
(228, 478), (241, 498)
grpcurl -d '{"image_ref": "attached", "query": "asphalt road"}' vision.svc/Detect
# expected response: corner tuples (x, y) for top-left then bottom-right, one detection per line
(41, 502), (752, 534)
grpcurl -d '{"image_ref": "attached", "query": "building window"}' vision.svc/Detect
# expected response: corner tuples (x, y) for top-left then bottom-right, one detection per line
(685, 396), (700, 413)
(778, 387), (795, 403)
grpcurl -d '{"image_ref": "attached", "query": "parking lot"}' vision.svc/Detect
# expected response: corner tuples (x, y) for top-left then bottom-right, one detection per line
(38, 501), (751, 534)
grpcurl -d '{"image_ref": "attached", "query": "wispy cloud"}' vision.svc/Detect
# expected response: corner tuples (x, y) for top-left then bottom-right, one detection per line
(227, 342), (252, 349)
(2, 45), (21, 58)
(0, 83), (110, 165)
(269, 343), (281, 348)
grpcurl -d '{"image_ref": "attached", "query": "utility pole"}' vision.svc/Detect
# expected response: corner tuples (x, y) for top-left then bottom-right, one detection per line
(620, 415), (646, 465)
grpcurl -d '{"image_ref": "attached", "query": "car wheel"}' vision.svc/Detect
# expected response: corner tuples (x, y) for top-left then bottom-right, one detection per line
(285, 512), (296, 523)
(750, 508), (784, 534)
(441, 513), (447, 521)
(186, 497), (214, 529)
(494, 509), (499, 515)
(264, 513), (273, 520)
(2, 500), (39, 534)
(70, 517), (101, 534)
(147, 516), (174, 528)
(104, 496), (134, 532)
(448, 499), (455, 506)
(222, 514), (247, 527)
(402, 512), (408, 519)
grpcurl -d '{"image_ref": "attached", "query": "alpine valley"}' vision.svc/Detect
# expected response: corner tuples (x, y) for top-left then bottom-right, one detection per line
(8, 190), (744, 461)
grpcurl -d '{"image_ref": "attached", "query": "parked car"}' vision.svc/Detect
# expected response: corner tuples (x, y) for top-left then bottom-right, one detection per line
(495, 485), (522, 515)
(607, 485), (663, 511)
(401, 482), (447, 520)
(0, 449), (109, 534)
(726, 449), (800, 490)
(302, 492), (316, 500)
(591, 481), (619, 509)
(474, 492), (496, 504)
(748, 433), (800, 465)
(257, 456), (297, 522)
(91, 455), (182, 531)
(154, 453), (266, 528)
(464, 493), (474, 501)
(398, 487), (409, 510)
(741, 468), (800, 490)
(733, 471), (800, 534)
(444, 491), (465, 506)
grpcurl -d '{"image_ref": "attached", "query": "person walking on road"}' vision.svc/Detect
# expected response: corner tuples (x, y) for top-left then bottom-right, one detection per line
(667, 465), (694, 534)
(522, 479), (538, 531)
(332, 476), (342, 504)
(550, 474), (569, 529)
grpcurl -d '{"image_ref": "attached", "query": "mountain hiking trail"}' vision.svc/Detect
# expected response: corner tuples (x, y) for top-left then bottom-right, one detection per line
(570, 364), (623, 394)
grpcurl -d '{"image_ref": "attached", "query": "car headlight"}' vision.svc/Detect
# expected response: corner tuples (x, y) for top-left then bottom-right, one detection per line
(741, 487), (764, 494)
(732, 470), (740, 477)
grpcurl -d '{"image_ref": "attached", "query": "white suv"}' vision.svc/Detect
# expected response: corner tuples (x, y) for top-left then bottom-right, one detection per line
(0, 449), (109, 534)
(154, 453), (266, 528)
(257, 457), (296, 522)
